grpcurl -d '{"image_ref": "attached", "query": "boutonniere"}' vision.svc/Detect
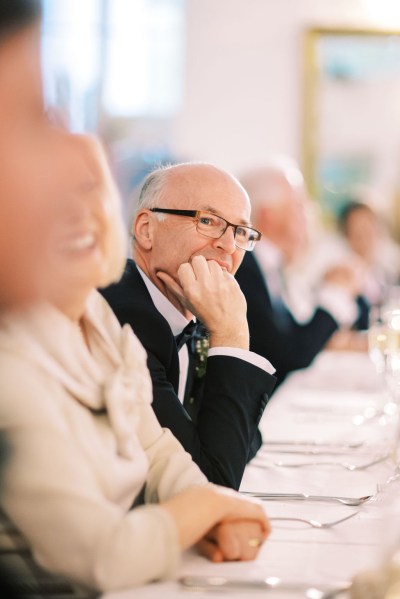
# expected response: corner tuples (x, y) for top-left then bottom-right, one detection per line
(194, 336), (209, 379)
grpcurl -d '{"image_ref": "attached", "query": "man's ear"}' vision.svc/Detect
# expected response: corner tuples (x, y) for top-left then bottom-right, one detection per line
(134, 211), (154, 250)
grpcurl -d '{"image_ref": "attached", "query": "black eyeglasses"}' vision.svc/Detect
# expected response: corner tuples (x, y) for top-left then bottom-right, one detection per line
(149, 208), (261, 252)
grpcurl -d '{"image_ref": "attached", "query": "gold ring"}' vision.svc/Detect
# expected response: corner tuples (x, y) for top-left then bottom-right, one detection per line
(248, 538), (262, 547)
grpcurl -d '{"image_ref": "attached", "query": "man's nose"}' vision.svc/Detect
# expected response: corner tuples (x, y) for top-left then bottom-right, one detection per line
(214, 225), (236, 253)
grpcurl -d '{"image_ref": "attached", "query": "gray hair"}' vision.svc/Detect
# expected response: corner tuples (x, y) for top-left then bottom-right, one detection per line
(240, 157), (304, 213)
(130, 165), (174, 241)
(136, 166), (172, 212)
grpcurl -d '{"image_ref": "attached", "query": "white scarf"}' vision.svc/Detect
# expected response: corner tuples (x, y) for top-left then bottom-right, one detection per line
(0, 291), (153, 459)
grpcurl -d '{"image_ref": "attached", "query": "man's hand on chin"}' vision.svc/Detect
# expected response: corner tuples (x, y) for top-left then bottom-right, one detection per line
(157, 255), (249, 350)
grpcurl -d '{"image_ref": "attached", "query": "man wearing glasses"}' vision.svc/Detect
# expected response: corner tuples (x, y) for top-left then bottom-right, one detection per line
(101, 163), (276, 490)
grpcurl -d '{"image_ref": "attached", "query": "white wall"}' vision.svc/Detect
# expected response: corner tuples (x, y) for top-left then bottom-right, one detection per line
(171, 0), (400, 177)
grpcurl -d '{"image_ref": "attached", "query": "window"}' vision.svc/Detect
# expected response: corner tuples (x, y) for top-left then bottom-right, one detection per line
(41, 0), (185, 131)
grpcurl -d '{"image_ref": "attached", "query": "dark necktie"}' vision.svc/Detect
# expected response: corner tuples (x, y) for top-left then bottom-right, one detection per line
(175, 320), (198, 351)
(175, 320), (207, 422)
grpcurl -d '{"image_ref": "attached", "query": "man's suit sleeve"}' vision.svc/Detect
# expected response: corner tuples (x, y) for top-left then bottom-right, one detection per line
(147, 350), (273, 489)
(247, 296), (338, 379)
(106, 302), (275, 490)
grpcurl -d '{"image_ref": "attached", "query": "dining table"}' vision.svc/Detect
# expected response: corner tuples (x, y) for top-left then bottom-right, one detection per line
(103, 349), (400, 599)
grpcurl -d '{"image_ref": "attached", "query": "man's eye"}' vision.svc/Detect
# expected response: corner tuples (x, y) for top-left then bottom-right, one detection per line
(236, 226), (249, 238)
(199, 216), (217, 226)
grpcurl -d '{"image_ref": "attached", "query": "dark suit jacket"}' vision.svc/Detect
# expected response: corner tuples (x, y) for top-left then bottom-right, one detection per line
(100, 259), (276, 490)
(236, 252), (339, 385)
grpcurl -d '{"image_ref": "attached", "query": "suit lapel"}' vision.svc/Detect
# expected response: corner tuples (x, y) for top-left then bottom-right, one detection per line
(240, 252), (273, 309)
(125, 260), (181, 393)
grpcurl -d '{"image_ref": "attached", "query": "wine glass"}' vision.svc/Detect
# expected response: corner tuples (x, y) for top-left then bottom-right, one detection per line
(382, 310), (400, 407)
(376, 310), (400, 459)
(368, 307), (389, 375)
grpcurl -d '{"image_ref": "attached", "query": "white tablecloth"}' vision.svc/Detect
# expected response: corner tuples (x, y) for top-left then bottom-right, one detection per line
(103, 351), (400, 599)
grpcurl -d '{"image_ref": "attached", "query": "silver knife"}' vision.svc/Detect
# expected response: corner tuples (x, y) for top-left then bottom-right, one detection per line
(179, 575), (351, 597)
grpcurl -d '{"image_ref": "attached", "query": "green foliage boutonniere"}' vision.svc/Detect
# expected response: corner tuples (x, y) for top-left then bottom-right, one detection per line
(194, 336), (209, 379)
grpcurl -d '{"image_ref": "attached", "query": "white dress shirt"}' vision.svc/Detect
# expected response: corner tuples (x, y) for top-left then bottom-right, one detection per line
(137, 267), (275, 402)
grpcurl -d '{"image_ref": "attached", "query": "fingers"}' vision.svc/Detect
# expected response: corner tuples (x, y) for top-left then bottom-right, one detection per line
(197, 537), (224, 563)
(161, 255), (248, 348)
(177, 262), (198, 288)
(156, 271), (186, 304)
(212, 523), (242, 560)
(179, 256), (224, 285)
(190, 255), (214, 280)
(206, 521), (266, 562)
(219, 489), (271, 536)
(209, 484), (269, 530)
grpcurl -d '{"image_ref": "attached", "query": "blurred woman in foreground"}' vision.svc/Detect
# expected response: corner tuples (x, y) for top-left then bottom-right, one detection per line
(0, 134), (270, 592)
(0, 3), (270, 594)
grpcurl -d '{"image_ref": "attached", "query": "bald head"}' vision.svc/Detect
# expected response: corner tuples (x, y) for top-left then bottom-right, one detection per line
(240, 159), (304, 212)
(136, 162), (250, 216)
(240, 159), (309, 264)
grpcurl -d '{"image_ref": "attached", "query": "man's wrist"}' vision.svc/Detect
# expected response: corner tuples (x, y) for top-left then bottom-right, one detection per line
(209, 331), (249, 350)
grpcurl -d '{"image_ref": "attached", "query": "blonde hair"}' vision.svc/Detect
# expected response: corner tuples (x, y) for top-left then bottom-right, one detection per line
(100, 191), (127, 288)
(92, 141), (127, 287)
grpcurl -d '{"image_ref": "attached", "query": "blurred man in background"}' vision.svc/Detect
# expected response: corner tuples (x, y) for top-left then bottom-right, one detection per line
(237, 158), (365, 386)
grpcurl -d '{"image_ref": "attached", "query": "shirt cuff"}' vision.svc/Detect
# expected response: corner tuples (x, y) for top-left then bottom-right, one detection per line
(208, 347), (276, 375)
(317, 283), (358, 327)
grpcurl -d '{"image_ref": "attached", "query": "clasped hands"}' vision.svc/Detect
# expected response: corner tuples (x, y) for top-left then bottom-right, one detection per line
(198, 519), (268, 563)
(162, 485), (270, 564)
(197, 487), (270, 563)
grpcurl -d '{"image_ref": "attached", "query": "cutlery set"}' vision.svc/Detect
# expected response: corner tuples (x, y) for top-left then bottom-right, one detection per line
(181, 424), (382, 595)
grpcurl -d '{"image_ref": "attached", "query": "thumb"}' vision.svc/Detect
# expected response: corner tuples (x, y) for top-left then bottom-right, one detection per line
(156, 271), (186, 304)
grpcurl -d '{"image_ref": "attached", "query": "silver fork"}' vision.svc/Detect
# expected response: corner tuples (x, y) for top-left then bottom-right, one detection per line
(273, 454), (389, 471)
(270, 510), (359, 529)
(241, 492), (373, 505)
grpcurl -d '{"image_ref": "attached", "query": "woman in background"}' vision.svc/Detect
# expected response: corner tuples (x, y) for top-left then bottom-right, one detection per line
(338, 200), (400, 308)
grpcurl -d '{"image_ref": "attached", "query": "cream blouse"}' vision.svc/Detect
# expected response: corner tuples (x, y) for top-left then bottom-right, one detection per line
(0, 291), (207, 592)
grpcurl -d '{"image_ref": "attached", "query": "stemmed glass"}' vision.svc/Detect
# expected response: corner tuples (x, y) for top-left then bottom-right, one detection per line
(368, 307), (389, 376)
(371, 308), (400, 464)
(365, 308), (400, 457)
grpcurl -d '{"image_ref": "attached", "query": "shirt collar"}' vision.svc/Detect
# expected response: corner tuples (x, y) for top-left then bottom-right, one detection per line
(136, 266), (190, 336)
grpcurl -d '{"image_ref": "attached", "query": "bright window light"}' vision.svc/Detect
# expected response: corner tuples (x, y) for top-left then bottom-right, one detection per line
(362, 0), (400, 25)
(41, 0), (184, 131)
(104, 0), (184, 117)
